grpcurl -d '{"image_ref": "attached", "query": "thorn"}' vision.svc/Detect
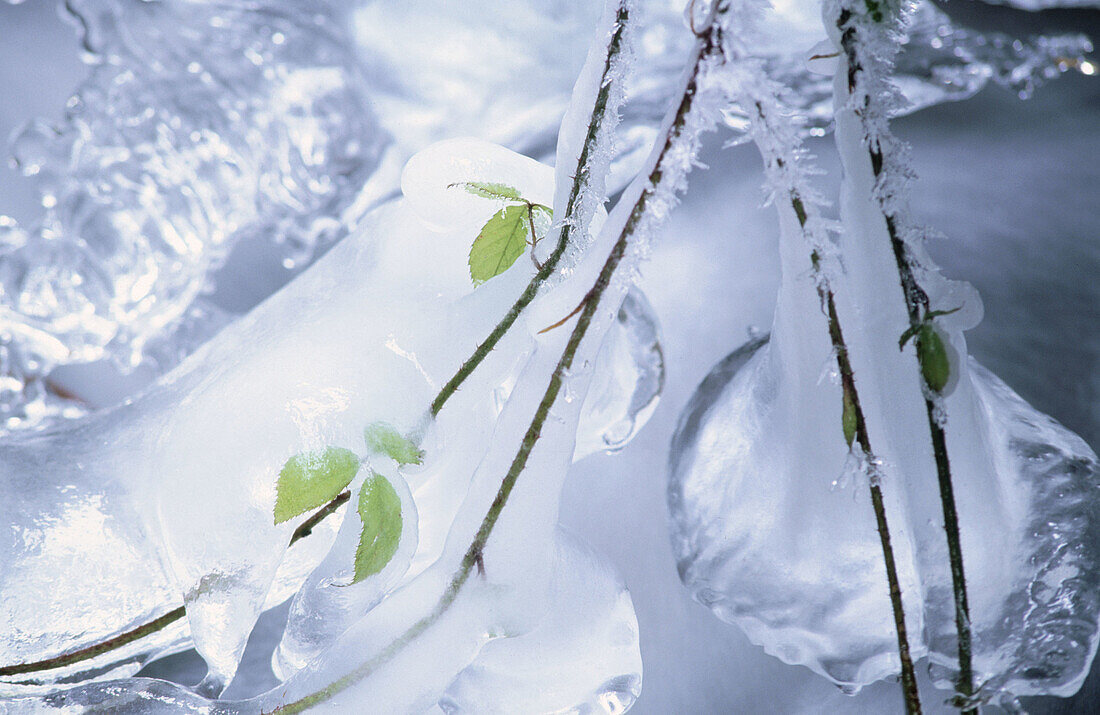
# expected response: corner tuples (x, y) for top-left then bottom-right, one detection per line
(475, 551), (486, 578)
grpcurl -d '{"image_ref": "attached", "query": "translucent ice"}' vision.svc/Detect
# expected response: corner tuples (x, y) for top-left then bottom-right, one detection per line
(0, 122), (648, 709)
(1, 0), (1089, 434)
(575, 289), (666, 460)
(0, 0), (384, 427)
(438, 529), (642, 714)
(670, 327), (1100, 693)
(668, 1), (1100, 703)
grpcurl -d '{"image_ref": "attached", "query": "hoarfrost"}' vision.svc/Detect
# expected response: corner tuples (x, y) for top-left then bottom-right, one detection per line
(668, 0), (1100, 704)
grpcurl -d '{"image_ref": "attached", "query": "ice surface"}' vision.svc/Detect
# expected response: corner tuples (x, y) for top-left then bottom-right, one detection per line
(575, 289), (666, 461)
(271, 465), (419, 681)
(0, 0), (383, 428)
(669, 330), (1100, 691)
(762, 2), (1094, 129)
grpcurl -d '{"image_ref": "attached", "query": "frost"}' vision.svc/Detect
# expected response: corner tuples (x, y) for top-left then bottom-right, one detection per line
(667, 0), (1100, 705)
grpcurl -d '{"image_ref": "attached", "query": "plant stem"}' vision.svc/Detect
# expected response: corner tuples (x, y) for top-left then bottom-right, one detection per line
(742, 73), (922, 708)
(0, 491), (352, 680)
(428, 0), (631, 418)
(805, 214), (923, 715)
(837, 8), (975, 711)
(0, 0), (634, 687)
(270, 15), (723, 713)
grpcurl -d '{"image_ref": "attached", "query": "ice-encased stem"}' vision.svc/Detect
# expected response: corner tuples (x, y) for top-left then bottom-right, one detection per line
(834, 3), (975, 710)
(0, 491), (351, 679)
(0, 3), (637, 683)
(428, 0), (633, 418)
(738, 75), (921, 710)
(271, 10), (726, 712)
(814, 230), (923, 715)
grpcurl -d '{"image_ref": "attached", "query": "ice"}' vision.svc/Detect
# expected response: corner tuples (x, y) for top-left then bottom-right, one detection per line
(667, 0), (1100, 704)
(0, 119), (648, 708)
(272, 466), (419, 681)
(764, 2), (1094, 128)
(1, 0), (1088, 434)
(0, 0), (384, 429)
(438, 529), (642, 714)
(575, 289), (666, 460)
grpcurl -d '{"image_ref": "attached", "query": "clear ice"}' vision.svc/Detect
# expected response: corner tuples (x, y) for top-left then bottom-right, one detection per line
(667, 0), (1100, 704)
(0, 135), (650, 712)
(0, 0), (1090, 432)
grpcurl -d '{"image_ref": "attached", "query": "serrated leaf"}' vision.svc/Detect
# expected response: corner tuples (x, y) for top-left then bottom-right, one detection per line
(456, 181), (522, 201)
(274, 447), (359, 525)
(353, 472), (403, 583)
(364, 422), (423, 465)
(469, 204), (531, 285)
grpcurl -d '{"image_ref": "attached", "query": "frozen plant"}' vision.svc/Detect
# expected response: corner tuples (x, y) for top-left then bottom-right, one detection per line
(0, 0), (1096, 712)
(669, 0), (1100, 712)
(0, 0), (696, 710)
(0, 0), (1089, 435)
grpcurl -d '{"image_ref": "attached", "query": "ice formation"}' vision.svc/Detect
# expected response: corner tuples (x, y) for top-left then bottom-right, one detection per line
(0, 0), (384, 428)
(0, 0), (1090, 433)
(1, 0), (656, 708)
(668, 0), (1100, 708)
(0, 135), (647, 710)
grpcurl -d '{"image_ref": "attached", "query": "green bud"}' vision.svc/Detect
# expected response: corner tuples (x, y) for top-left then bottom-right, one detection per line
(917, 324), (951, 393)
(842, 384), (858, 447)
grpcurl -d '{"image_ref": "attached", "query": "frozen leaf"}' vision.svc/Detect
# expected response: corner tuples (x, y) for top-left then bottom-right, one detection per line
(469, 204), (531, 285)
(364, 422), (423, 465)
(274, 448), (360, 525)
(455, 181), (523, 201)
(353, 472), (403, 583)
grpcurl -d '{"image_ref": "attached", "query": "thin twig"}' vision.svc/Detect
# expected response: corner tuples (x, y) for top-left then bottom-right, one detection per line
(428, 1), (632, 418)
(837, 6), (975, 711)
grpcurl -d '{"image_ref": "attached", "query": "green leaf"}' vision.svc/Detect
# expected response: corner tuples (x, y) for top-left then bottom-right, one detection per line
(917, 324), (951, 393)
(364, 422), (423, 465)
(453, 181), (522, 202)
(842, 383), (858, 447)
(925, 306), (962, 320)
(354, 472), (403, 583)
(274, 447), (360, 525)
(469, 204), (531, 285)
